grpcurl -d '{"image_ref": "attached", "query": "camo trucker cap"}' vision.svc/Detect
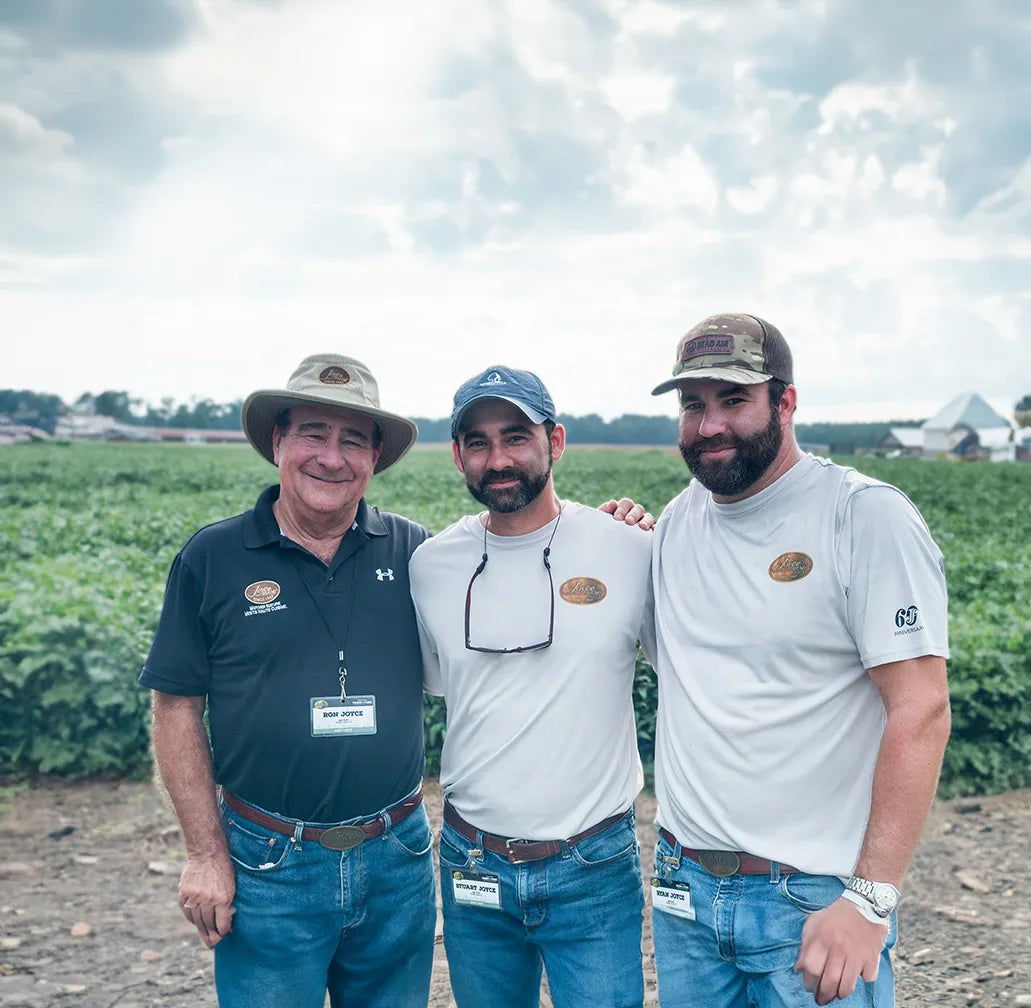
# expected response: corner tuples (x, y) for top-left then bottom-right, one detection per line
(652, 314), (793, 395)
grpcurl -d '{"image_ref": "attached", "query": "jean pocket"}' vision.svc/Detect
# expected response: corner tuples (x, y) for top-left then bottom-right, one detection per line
(438, 824), (475, 871)
(570, 816), (638, 868)
(386, 806), (433, 859)
(223, 814), (293, 873)
(778, 873), (844, 914)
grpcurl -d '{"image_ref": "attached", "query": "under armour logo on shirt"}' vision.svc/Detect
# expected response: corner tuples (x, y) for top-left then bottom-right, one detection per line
(375, 568), (395, 581)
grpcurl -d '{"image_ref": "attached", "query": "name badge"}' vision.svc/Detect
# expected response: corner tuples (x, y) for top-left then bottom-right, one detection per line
(310, 696), (377, 737)
(652, 877), (695, 920)
(452, 870), (501, 910)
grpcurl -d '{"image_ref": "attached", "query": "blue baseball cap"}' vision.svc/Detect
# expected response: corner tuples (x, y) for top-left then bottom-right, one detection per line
(450, 365), (557, 440)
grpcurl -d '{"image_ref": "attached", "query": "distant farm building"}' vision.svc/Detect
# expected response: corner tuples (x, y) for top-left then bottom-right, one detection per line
(922, 392), (1015, 462)
(877, 427), (924, 458)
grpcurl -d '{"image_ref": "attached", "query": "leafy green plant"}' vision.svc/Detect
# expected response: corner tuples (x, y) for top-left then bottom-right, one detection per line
(2, 443), (1030, 796)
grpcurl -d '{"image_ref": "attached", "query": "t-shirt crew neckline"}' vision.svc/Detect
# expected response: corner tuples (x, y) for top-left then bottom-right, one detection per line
(474, 505), (564, 549)
(707, 454), (811, 519)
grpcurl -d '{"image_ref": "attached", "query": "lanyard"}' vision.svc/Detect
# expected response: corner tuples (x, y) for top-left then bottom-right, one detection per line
(286, 536), (361, 700)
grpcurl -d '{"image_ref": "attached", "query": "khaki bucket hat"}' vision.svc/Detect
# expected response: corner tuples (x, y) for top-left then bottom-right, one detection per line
(241, 354), (418, 473)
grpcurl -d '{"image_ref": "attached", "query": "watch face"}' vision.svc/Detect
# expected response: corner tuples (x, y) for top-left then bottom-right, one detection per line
(870, 882), (899, 914)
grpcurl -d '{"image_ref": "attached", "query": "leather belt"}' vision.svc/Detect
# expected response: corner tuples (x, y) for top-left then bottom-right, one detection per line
(658, 828), (800, 878)
(222, 787), (423, 852)
(444, 801), (626, 864)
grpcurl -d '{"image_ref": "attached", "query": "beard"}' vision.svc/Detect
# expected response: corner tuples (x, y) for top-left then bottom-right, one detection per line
(679, 403), (783, 497)
(466, 459), (553, 513)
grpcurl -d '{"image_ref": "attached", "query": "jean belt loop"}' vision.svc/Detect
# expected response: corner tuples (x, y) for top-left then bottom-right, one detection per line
(469, 829), (484, 867)
(381, 809), (393, 832)
(292, 821), (304, 845)
(769, 860), (781, 884)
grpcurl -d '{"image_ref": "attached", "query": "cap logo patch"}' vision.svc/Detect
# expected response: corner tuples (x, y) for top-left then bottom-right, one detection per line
(681, 336), (733, 362)
(559, 577), (607, 605)
(479, 372), (505, 387)
(768, 552), (813, 583)
(244, 580), (281, 604)
(319, 366), (351, 385)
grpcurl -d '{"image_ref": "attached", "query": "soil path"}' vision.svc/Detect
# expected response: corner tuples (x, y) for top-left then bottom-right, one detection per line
(1, 779), (1028, 1007)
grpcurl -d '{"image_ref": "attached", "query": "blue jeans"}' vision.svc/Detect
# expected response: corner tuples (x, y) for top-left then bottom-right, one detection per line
(438, 809), (645, 1008)
(214, 794), (436, 1008)
(651, 832), (897, 1008)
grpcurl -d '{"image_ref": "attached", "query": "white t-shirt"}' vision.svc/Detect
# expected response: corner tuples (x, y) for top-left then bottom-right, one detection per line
(410, 501), (651, 839)
(645, 454), (949, 877)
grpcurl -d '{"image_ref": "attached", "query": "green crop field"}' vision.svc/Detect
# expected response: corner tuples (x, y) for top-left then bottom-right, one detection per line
(1, 441), (1029, 796)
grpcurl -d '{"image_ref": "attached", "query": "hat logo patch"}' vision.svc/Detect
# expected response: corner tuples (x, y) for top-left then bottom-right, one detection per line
(245, 580), (281, 604)
(479, 372), (505, 387)
(319, 366), (351, 385)
(768, 552), (813, 583)
(681, 336), (733, 362)
(559, 577), (607, 605)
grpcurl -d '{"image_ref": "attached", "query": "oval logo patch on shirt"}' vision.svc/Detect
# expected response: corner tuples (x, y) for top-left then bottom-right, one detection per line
(768, 552), (814, 583)
(244, 580), (281, 604)
(559, 577), (607, 605)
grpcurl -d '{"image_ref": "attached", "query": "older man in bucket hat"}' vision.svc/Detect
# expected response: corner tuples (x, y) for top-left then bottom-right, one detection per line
(643, 314), (950, 1008)
(141, 355), (435, 1008)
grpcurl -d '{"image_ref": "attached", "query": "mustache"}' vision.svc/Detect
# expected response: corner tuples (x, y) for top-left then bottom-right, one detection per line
(685, 437), (738, 456)
(480, 468), (524, 484)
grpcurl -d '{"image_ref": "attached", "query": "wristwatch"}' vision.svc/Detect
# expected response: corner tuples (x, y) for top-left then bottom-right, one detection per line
(845, 875), (900, 918)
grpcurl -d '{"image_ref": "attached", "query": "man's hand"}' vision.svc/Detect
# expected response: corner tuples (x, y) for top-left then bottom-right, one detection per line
(599, 498), (655, 530)
(794, 897), (888, 1004)
(178, 852), (237, 948)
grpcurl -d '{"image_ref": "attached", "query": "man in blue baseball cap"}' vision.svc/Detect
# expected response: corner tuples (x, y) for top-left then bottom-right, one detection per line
(411, 364), (653, 1008)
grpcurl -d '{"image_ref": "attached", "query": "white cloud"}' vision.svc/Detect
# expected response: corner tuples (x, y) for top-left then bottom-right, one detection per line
(600, 70), (675, 120)
(1, 0), (1029, 425)
(621, 142), (720, 215)
(726, 175), (778, 215)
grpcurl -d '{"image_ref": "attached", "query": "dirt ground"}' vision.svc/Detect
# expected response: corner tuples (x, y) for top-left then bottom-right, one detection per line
(0, 778), (1028, 1007)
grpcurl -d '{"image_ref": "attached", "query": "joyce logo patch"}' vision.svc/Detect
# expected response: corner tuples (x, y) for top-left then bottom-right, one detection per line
(768, 552), (813, 583)
(559, 577), (607, 605)
(319, 366), (350, 384)
(245, 580), (281, 604)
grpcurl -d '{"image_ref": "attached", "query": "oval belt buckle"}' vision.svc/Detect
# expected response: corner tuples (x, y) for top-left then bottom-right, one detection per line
(319, 825), (367, 851)
(698, 850), (741, 878)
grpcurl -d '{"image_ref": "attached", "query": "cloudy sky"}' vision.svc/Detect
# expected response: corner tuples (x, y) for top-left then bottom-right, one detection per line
(2, 0), (1029, 424)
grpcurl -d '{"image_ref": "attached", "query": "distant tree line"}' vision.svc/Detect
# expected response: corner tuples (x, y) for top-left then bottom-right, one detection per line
(6, 387), (1028, 445)
(0, 390), (243, 435)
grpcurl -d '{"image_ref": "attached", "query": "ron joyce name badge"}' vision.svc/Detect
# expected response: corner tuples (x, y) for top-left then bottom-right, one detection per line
(310, 696), (377, 737)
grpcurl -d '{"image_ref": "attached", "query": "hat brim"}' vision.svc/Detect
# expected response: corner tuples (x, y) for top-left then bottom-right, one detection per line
(651, 366), (773, 396)
(451, 395), (549, 439)
(241, 390), (418, 473)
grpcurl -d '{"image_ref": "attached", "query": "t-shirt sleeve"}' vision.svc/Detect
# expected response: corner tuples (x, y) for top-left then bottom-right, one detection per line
(638, 536), (657, 666)
(840, 484), (949, 669)
(408, 543), (444, 696)
(138, 553), (212, 696)
(414, 605), (444, 696)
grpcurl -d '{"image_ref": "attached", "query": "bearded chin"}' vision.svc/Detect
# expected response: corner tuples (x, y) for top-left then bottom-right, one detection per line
(679, 408), (783, 497)
(466, 464), (552, 513)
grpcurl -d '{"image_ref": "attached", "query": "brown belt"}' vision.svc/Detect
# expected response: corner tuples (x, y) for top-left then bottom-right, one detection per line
(658, 827), (800, 878)
(444, 801), (627, 864)
(222, 787), (423, 852)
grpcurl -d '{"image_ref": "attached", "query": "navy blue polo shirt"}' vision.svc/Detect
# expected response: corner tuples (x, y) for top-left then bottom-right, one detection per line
(141, 485), (430, 823)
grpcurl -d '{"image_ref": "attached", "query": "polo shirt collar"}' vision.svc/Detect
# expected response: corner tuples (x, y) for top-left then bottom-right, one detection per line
(242, 485), (387, 549)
